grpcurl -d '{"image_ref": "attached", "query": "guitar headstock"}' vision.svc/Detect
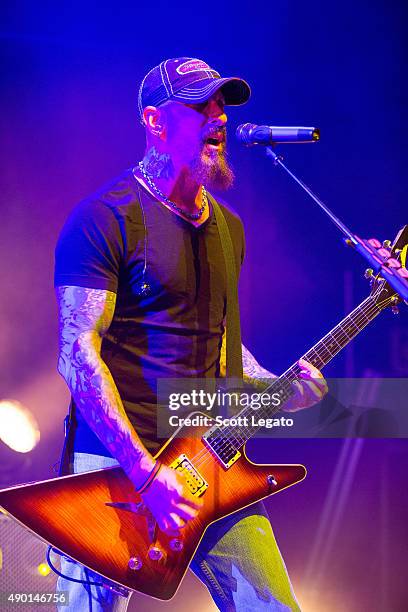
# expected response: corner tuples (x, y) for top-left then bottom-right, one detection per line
(366, 225), (408, 313)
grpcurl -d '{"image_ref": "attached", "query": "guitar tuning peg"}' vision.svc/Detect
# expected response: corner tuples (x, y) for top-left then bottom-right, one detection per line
(383, 240), (391, 248)
(364, 268), (374, 279)
(387, 258), (401, 269)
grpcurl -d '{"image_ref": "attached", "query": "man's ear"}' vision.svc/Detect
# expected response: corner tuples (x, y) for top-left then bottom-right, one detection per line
(143, 106), (165, 138)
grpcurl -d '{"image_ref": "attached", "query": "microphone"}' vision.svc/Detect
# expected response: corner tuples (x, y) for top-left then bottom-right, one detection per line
(236, 123), (320, 145)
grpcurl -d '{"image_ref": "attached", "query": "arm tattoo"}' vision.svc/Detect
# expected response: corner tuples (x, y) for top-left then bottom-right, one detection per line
(242, 344), (276, 391)
(220, 329), (276, 390)
(143, 146), (174, 179)
(56, 286), (155, 484)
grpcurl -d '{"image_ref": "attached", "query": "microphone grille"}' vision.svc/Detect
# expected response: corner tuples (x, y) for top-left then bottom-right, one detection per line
(235, 123), (257, 145)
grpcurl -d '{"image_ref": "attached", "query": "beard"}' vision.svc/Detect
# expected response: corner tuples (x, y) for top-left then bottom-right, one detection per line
(189, 143), (235, 191)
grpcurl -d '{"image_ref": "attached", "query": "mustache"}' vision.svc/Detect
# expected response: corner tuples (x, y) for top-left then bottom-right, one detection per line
(202, 126), (227, 143)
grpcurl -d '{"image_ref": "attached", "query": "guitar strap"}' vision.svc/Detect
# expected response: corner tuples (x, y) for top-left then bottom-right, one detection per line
(59, 193), (243, 475)
(207, 193), (243, 380)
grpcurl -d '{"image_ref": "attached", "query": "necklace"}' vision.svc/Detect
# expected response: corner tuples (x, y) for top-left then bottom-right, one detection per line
(136, 161), (208, 221)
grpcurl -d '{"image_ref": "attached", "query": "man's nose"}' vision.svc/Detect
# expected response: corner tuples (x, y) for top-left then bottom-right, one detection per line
(208, 110), (227, 127)
(207, 98), (227, 126)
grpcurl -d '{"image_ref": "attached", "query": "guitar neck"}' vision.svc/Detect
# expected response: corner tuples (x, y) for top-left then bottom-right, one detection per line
(221, 295), (384, 447)
(284, 293), (382, 380)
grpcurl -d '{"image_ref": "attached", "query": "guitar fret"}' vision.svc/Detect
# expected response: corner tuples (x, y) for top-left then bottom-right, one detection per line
(349, 318), (364, 333)
(320, 337), (336, 358)
(327, 332), (341, 350)
(305, 348), (324, 370)
(356, 303), (370, 322)
(345, 317), (359, 334)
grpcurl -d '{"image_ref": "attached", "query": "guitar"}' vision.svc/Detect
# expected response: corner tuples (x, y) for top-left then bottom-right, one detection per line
(0, 226), (406, 601)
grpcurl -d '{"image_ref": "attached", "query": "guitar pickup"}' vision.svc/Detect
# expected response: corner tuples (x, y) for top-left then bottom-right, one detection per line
(202, 430), (241, 469)
(169, 454), (208, 497)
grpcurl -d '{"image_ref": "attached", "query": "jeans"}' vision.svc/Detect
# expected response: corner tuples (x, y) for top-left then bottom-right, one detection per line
(56, 453), (301, 612)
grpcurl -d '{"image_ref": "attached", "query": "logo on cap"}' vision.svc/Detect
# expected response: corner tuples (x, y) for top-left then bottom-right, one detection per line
(176, 59), (211, 75)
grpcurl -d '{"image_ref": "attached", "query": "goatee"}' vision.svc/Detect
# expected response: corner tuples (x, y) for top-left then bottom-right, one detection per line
(189, 147), (235, 191)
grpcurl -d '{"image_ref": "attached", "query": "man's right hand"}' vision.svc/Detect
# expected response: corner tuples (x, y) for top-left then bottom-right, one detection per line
(141, 464), (203, 536)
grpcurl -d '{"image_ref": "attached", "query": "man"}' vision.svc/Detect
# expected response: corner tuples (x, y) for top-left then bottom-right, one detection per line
(54, 57), (327, 611)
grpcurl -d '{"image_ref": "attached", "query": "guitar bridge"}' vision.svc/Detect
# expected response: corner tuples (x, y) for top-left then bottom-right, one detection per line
(169, 454), (208, 497)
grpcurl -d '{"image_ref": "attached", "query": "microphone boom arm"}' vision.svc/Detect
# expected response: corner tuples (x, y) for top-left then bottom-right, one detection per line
(265, 146), (408, 302)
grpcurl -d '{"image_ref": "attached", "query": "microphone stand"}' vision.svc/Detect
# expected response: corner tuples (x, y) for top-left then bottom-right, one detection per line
(265, 146), (408, 303)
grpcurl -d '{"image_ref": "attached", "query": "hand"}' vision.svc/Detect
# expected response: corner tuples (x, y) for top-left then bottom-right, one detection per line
(140, 464), (203, 536)
(283, 358), (328, 412)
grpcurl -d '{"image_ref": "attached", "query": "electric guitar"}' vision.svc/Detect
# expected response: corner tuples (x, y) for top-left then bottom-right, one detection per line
(0, 226), (406, 600)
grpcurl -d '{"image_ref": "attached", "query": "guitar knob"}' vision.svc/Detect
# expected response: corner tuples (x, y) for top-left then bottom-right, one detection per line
(391, 305), (399, 315)
(364, 268), (374, 279)
(383, 240), (391, 248)
(267, 475), (277, 486)
(170, 538), (183, 552)
(148, 546), (165, 561)
(128, 556), (143, 570)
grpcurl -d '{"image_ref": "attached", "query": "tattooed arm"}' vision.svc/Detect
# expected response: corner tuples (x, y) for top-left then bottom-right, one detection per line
(56, 285), (202, 533)
(219, 328), (274, 389)
(220, 329), (328, 411)
(56, 286), (156, 486)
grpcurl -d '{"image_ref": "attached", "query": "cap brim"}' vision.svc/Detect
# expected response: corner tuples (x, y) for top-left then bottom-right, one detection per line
(171, 77), (251, 106)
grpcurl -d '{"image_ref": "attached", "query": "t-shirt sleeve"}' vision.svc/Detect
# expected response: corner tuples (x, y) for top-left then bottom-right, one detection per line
(54, 199), (124, 292)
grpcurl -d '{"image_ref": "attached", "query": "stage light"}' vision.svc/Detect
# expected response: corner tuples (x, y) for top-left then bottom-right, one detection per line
(0, 400), (40, 453)
(37, 562), (51, 577)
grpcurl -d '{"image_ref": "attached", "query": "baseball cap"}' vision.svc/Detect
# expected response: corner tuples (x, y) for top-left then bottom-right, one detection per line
(138, 57), (251, 121)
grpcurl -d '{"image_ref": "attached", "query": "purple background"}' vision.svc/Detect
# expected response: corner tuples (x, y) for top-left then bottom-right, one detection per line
(1, 2), (407, 610)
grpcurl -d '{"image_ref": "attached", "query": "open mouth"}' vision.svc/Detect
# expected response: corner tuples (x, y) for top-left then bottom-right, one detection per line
(204, 133), (225, 149)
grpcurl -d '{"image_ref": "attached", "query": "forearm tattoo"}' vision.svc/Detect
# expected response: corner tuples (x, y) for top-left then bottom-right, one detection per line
(219, 330), (275, 390)
(242, 344), (276, 391)
(143, 146), (174, 179)
(56, 286), (153, 482)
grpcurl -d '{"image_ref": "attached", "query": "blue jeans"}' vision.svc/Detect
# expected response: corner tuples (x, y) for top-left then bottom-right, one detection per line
(56, 453), (301, 611)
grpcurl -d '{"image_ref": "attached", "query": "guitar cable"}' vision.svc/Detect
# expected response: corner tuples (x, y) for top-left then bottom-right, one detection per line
(46, 419), (104, 605)
(46, 545), (99, 611)
(46, 545), (104, 588)
(46, 545), (128, 609)
(46, 426), (129, 607)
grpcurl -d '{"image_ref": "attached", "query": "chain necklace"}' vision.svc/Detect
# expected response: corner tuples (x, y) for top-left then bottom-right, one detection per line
(136, 161), (208, 221)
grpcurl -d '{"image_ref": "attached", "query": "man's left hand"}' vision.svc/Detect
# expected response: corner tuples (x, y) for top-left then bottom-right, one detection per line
(283, 358), (328, 412)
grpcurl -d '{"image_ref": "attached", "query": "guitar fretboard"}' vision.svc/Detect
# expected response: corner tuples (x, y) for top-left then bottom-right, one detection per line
(205, 295), (383, 452)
